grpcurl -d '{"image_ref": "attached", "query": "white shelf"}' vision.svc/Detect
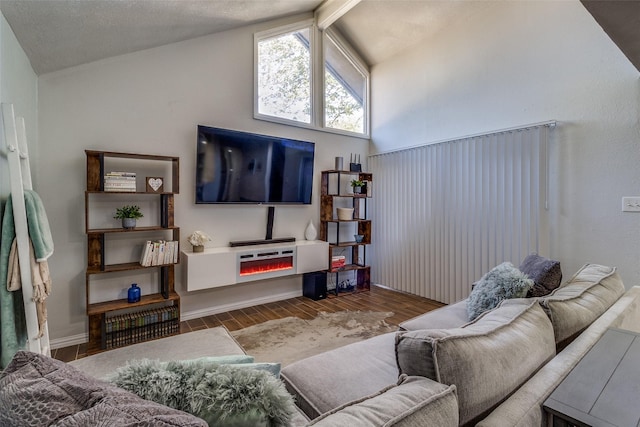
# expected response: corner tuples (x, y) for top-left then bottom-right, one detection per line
(182, 240), (329, 292)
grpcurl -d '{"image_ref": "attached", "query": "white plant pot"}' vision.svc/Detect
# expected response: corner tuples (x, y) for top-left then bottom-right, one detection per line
(337, 208), (354, 221)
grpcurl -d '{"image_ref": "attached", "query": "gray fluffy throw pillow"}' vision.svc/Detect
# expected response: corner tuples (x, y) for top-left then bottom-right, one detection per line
(467, 262), (534, 321)
(108, 358), (296, 427)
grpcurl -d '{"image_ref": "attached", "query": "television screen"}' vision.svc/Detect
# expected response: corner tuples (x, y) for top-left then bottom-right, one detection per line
(195, 126), (315, 204)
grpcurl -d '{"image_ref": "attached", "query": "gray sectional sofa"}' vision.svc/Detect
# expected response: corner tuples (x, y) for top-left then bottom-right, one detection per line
(281, 263), (640, 426)
(2, 263), (638, 426)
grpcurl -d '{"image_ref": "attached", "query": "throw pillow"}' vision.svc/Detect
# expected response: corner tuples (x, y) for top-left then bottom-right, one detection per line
(182, 355), (255, 365)
(132, 356), (280, 378)
(225, 362), (281, 378)
(467, 262), (534, 320)
(519, 253), (562, 297)
(108, 358), (295, 427)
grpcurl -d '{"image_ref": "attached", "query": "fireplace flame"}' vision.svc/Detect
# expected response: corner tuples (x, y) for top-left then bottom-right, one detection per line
(239, 256), (294, 276)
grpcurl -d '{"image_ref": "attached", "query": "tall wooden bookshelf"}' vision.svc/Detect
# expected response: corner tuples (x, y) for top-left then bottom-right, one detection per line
(84, 150), (180, 354)
(319, 170), (372, 295)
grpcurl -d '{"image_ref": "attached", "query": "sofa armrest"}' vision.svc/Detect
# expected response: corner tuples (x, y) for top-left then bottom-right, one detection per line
(307, 376), (458, 427)
(477, 286), (640, 427)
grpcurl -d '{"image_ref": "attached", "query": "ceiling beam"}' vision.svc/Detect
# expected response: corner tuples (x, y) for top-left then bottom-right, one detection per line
(315, 0), (362, 30)
(581, 0), (640, 73)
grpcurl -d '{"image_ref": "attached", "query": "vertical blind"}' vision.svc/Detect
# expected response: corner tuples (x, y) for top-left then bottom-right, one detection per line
(368, 123), (554, 304)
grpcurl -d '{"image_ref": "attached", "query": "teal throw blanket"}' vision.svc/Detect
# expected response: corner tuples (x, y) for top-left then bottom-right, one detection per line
(2, 190), (54, 261)
(0, 190), (54, 368)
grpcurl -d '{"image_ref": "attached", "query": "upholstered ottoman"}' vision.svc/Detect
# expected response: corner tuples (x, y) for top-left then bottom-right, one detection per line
(69, 326), (246, 379)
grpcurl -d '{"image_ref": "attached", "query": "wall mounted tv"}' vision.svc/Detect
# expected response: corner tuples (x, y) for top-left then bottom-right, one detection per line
(195, 125), (315, 204)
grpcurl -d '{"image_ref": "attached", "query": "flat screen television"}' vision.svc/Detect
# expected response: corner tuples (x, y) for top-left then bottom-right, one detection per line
(195, 125), (315, 204)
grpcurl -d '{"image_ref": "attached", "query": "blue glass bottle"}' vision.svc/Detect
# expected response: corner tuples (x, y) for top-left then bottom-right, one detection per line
(128, 283), (141, 303)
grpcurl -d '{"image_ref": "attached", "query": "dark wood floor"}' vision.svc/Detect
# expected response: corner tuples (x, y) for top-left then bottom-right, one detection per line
(52, 285), (444, 363)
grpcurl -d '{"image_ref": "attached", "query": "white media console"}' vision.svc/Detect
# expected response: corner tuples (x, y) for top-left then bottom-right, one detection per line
(182, 240), (329, 291)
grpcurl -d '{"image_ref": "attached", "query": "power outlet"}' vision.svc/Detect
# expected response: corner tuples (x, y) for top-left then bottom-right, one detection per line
(622, 197), (640, 212)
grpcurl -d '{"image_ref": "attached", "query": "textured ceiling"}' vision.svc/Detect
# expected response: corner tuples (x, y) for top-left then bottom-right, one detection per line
(0, 0), (323, 74)
(0, 0), (638, 76)
(334, 0), (494, 66)
(0, 0), (490, 75)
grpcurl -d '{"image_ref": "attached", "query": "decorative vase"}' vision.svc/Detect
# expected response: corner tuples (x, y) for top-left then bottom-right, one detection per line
(305, 220), (317, 240)
(128, 283), (141, 303)
(193, 245), (204, 253)
(353, 186), (362, 194)
(122, 218), (136, 229)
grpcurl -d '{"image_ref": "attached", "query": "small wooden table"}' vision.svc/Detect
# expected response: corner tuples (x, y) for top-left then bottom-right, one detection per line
(543, 328), (640, 427)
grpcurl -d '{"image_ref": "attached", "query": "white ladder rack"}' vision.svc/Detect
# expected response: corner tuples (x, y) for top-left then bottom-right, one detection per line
(2, 102), (50, 356)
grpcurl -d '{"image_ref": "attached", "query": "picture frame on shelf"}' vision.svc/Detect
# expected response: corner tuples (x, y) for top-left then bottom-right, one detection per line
(146, 176), (164, 193)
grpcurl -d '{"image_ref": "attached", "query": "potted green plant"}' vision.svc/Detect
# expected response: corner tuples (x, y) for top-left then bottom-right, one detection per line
(114, 205), (143, 229)
(350, 179), (365, 194)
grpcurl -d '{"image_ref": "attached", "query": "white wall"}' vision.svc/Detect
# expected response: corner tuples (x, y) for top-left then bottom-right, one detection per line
(0, 11), (38, 202)
(38, 15), (368, 344)
(370, 1), (640, 290)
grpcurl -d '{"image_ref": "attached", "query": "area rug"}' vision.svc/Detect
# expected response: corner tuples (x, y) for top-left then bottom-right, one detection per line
(231, 310), (397, 366)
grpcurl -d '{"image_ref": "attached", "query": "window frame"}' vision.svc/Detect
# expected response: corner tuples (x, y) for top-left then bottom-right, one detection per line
(254, 20), (370, 139)
(321, 27), (370, 136)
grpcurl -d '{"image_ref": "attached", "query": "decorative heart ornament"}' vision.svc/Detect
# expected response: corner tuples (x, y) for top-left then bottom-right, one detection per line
(148, 178), (163, 191)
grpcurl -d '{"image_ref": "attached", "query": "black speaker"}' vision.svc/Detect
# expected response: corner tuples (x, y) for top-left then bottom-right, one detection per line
(303, 271), (327, 300)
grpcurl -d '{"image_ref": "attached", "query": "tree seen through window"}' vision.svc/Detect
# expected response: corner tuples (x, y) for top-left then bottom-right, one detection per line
(256, 25), (368, 135)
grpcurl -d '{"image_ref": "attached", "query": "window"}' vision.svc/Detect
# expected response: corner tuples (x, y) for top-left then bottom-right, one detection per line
(324, 30), (367, 134)
(255, 21), (369, 137)
(257, 26), (312, 124)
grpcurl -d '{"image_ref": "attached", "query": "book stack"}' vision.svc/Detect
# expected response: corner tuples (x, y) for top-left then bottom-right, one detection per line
(332, 255), (346, 269)
(140, 240), (179, 267)
(104, 306), (179, 349)
(104, 171), (136, 192)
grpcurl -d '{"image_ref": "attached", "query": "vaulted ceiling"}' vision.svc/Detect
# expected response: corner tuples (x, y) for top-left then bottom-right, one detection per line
(0, 0), (638, 76)
(580, 0), (640, 73)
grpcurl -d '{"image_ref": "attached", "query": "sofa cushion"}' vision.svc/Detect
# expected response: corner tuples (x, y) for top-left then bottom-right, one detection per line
(281, 332), (399, 420)
(308, 375), (459, 427)
(477, 286), (640, 427)
(395, 300), (555, 426)
(467, 262), (534, 320)
(0, 350), (207, 426)
(399, 299), (470, 331)
(519, 253), (562, 297)
(539, 263), (625, 347)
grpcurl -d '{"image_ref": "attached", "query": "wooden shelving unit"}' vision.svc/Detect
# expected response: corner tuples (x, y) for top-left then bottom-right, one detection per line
(84, 150), (180, 354)
(320, 170), (372, 296)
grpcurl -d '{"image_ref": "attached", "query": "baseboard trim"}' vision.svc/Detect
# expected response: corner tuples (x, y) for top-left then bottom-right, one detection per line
(50, 333), (88, 350)
(50, 290), (303, 348)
